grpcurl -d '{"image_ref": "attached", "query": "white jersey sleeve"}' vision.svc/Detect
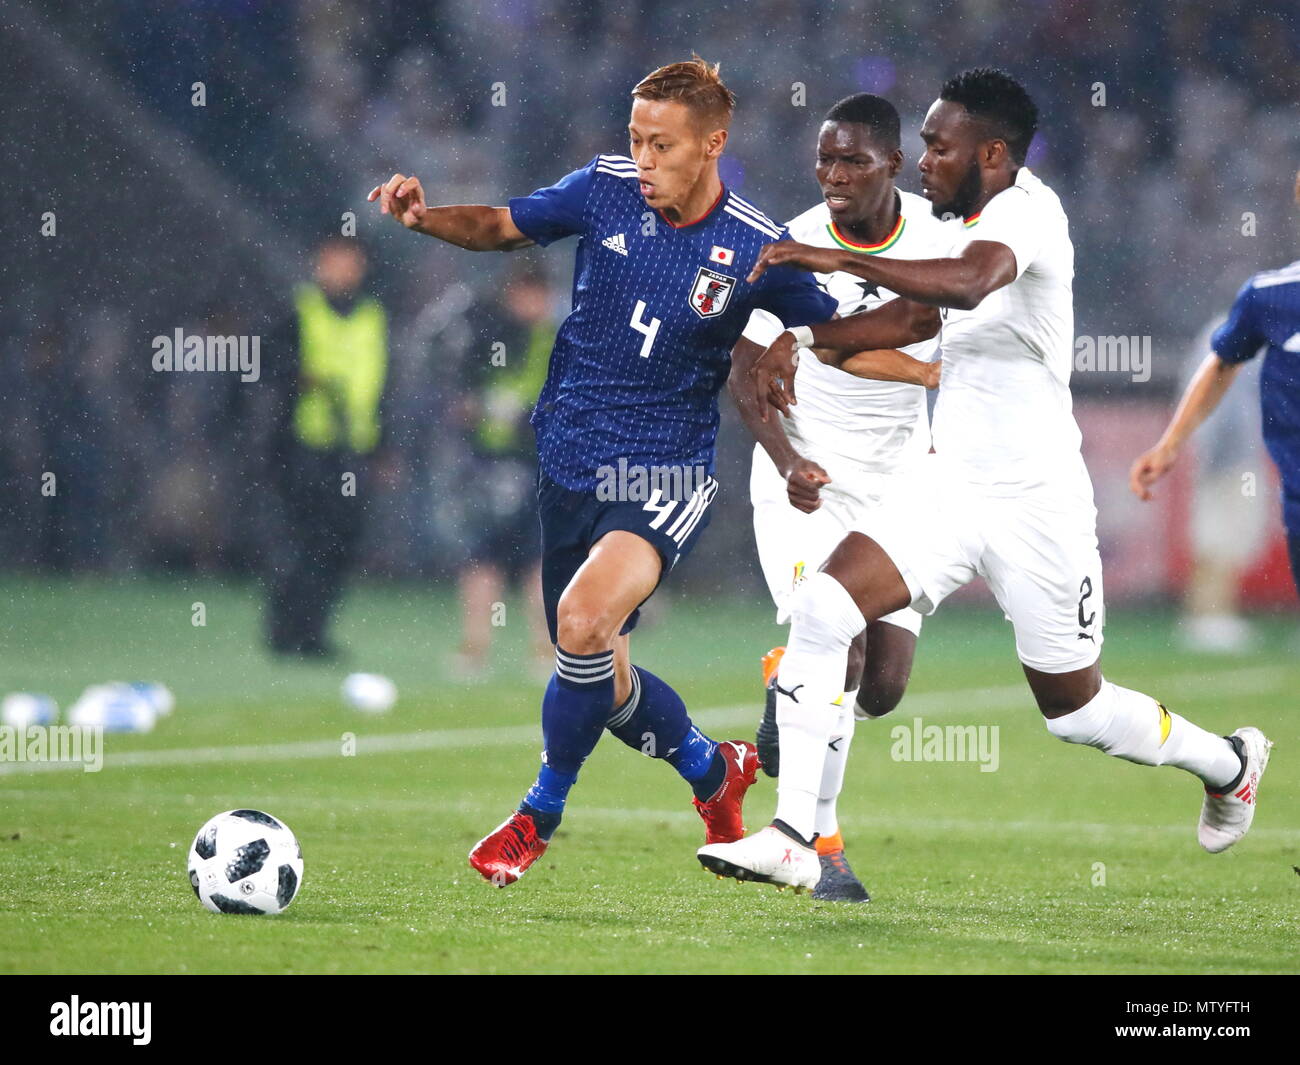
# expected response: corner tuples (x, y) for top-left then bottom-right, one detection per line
(741, 307), (785, 349)
(970, 184), (1043, 280)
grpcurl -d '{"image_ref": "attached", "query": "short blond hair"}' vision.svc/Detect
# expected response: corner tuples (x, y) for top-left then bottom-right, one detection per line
(631, 55), (736, 130)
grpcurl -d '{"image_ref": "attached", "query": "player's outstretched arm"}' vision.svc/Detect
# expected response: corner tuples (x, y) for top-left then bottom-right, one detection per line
(367, 173), (534, 251)
(748, 240), (1015, 310)
(838, 348), (941, 389)
(799, 298), (940, 357)
(728, 337), (829, 513)
(1129, 353), (1244, 501)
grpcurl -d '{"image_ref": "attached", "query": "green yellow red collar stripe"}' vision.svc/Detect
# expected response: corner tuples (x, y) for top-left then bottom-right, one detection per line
(826, 214), (905, 253)
(963, 212), (982, 228)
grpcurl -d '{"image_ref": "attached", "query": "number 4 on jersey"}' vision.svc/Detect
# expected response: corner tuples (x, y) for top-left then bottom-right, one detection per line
(630, 300), (661, 359)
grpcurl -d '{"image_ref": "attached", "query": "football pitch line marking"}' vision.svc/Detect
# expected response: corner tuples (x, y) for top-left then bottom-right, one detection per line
(0, 788), (1297, 844)
(0, 666), (1286, 777)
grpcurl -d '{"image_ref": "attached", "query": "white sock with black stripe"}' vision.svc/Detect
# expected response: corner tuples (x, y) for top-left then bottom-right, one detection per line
(774, 573), (867, 842)
(814, 691), (857, 839)
(1044, 680), (1243, 789)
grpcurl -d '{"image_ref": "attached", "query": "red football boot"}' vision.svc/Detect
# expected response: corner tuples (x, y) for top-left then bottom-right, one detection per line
(693, 740), (762, 844)
(468, 811), (549, 887)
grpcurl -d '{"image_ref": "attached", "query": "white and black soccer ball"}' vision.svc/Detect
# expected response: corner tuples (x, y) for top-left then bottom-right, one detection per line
(187, 809), (304, 915)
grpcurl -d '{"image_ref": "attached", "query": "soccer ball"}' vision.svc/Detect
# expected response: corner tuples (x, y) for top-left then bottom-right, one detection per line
(187, 809), (304, 915)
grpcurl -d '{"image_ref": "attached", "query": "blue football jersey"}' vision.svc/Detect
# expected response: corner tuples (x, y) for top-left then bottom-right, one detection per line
(507, 154), (837, 491)
(1212, 260), (1300, 529)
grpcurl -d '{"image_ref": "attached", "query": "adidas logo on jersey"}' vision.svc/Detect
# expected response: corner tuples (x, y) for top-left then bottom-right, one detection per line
(601, 233), (629, 256)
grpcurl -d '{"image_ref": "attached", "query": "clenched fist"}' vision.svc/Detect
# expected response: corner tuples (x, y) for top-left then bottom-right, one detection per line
(783, 456), (831, 513)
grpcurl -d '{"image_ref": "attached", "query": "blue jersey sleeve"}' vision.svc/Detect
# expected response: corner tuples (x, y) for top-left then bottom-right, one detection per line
(1211, 281), (1266, 364)
(751, 251), (837, 328)
(507, 157), (597, 247)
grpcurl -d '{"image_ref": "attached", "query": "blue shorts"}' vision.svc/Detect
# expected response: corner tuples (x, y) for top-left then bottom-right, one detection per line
(537, 471), (718, 644)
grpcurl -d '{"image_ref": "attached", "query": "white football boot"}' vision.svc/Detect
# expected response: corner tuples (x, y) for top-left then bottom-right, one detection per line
(697, 824), (820, 892)
(1198, 727), (1273, 853)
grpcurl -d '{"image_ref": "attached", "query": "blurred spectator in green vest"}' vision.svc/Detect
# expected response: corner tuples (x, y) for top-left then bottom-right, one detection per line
(451, 265), (555, 680)
(264, 236), (389, 658)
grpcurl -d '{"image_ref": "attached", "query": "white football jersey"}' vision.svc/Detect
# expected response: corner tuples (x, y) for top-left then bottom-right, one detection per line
(933, 167), (1088, 495)
(742, 189), (954, 473)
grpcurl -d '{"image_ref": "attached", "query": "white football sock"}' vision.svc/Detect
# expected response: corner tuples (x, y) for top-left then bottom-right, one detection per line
(1044, 679), (1242, 788)
(814, 693), (857, 839)
(775, 573), (866, 841)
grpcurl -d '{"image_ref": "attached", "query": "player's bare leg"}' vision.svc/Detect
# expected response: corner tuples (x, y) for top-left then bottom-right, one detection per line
(454, 563), (504, 681)
(1025, 660), (1273, 852)
(856, 621), (917, 721)
(457, 564), (556, 682)
(560, 532), (759, 843)
(523, 561), (554, 681)
(553, 531), (659, 657)
(469, 533), (654, 886)
(471, 531), (758, 885)
(699, 532), (907, 890)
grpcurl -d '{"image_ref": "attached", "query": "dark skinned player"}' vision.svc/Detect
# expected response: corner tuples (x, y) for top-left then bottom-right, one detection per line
(702, 69), (1271, 891)
(726, 94), (949, 901)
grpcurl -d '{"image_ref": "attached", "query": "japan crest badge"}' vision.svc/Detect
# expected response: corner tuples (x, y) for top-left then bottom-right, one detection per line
(688, 266), (735, 319)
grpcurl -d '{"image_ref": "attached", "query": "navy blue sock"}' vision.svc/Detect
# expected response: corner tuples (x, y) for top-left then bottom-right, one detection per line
(520, 646), (615, 839)
(607, 666), (723, 801)
(518, 764), (572, 841)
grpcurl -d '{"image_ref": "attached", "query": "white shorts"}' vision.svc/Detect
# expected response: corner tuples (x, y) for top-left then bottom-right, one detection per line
(854, 454), (1104, 673)
(750, 445), (923, 636)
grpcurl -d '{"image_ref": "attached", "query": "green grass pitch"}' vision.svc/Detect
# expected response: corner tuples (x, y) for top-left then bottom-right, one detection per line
(0, 575), (1296, 974)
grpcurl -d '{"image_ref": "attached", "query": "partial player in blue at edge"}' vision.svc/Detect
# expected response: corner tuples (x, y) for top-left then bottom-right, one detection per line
(1133, 168), (1300, 594)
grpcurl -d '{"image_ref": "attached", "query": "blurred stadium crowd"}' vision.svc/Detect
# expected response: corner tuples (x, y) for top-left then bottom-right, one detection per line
(3, 0), (1298, 597)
